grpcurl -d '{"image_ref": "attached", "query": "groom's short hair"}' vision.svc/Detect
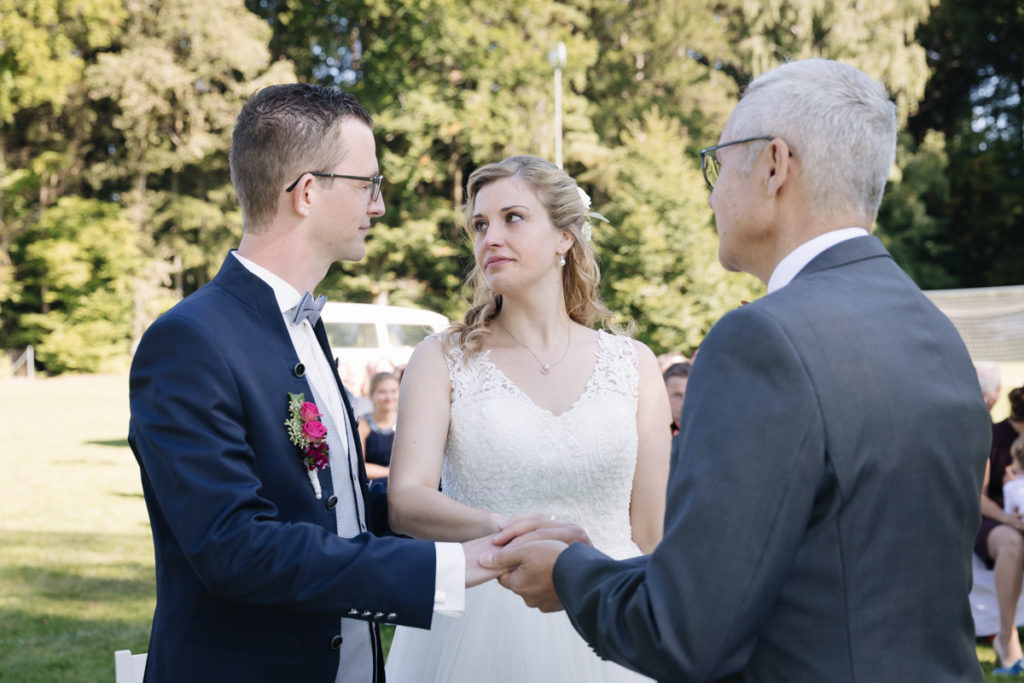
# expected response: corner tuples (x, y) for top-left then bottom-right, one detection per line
(230, 83), (373, 232)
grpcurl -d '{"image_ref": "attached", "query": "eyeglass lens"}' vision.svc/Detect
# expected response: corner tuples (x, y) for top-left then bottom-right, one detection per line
(703, 153), (720, 190)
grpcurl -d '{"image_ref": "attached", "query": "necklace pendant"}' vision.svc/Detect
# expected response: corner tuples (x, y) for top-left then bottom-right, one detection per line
(541, 364), (551, 374)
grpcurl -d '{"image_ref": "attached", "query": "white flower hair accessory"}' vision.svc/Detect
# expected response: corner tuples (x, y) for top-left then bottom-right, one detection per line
(575, 185), (608, 243)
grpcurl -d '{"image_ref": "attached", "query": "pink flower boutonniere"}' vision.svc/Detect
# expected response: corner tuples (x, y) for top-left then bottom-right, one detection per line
(285, 392), (330, 499)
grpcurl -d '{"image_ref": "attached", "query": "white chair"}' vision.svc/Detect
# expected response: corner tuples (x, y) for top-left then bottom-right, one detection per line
(114, 649), (147, 683)
(969, 554), (1024, 636)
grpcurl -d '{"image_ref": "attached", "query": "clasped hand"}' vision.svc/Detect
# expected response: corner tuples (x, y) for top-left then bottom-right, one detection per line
(466, 513), (591, 612)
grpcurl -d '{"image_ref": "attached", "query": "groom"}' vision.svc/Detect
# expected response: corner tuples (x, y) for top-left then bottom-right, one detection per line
(128, 84), (498, 682)
(484, 59), (992, 680)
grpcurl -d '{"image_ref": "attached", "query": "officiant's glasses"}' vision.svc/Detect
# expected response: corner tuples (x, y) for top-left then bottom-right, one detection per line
(285, 171), (383, 201)
(699, 136), (774, 191)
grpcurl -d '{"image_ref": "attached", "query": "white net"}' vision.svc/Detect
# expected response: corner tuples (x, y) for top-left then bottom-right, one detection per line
(924, 285), (1024, 362)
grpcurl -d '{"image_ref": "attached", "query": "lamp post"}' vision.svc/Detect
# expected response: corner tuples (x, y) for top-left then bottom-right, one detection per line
(549, 42), (567, 168)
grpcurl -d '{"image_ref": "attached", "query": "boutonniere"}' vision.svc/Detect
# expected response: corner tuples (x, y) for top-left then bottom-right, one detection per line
(284, 392), (330, 499)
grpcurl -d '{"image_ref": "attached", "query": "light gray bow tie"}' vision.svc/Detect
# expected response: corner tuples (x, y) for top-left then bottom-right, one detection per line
(291, 291), (327, 326)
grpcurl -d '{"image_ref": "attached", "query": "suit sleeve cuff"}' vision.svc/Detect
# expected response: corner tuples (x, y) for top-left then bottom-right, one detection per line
(433, 542), (465, 616)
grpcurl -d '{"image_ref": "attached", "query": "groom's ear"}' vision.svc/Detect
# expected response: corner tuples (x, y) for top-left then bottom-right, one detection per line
(287, 176), (316, 217)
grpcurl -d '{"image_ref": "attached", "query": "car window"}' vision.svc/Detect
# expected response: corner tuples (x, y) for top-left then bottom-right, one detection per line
(387, 323), (436, 347)
(324, 322), (379, 348)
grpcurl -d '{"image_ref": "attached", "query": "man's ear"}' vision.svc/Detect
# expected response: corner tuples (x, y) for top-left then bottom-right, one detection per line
(764, 139), (793, 198)
(289, 176), (315, 217)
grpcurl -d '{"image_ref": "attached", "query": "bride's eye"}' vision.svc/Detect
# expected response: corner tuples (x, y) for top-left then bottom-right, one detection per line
(506, 212), (523, 224)
(472, 220), (488, 233)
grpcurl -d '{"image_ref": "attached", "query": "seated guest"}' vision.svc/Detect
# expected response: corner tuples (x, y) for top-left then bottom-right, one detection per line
(976, 383), (1024, 673)
(1003, 435), (1024, 519)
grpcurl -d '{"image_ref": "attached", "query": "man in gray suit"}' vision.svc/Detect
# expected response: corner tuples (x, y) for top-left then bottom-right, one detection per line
(483, 58), (991, 681)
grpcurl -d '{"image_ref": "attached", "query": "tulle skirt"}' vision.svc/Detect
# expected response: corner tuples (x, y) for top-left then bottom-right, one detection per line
(385, 579), (651, 682)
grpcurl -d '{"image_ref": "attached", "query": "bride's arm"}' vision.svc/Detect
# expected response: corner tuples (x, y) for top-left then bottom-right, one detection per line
(629, 340), (672, 554)
(387, 336), (505, 541)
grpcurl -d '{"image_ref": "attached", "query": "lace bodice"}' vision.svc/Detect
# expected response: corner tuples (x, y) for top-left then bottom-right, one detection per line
(442, 331), (642, 559)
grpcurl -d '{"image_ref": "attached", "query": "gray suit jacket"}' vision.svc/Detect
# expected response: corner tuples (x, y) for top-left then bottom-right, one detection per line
(553, 236), (990, 682)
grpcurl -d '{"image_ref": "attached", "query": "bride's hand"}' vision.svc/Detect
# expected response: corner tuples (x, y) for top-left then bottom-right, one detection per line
(493, 513), (592, 549)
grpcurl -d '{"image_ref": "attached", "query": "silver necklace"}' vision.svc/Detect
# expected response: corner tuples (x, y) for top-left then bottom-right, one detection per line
(496, 319), (571, 375)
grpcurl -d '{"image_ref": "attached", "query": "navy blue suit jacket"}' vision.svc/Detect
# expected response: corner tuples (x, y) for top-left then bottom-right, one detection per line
(554, 236), (990, 682)
(128, 253), (435, 682)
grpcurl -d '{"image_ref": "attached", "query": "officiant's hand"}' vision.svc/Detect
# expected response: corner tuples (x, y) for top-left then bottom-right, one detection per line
(493, 513), (592, 549)
(479, 540), (568, 612)
(463, 534), (507, 588)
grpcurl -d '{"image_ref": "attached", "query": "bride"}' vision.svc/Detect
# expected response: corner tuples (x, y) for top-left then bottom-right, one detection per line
(384, 155), (671, 682)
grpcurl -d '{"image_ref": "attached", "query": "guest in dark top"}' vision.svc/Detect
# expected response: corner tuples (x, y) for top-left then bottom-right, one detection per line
(358, 371), (399, 480)
(976, 383), (1024, 671)
(662, 361), (691, 436)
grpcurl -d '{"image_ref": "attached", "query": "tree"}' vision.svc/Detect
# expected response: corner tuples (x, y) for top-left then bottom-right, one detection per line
(895, 0), (1024, 288)
(83, 0), (295, 351)
(596, 108), (761, 354)
(14, 196), (139, 372)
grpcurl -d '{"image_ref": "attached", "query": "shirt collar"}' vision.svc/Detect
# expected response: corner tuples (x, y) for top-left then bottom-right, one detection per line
(766, 227), (869, 294)
(232, 251), (304, 315)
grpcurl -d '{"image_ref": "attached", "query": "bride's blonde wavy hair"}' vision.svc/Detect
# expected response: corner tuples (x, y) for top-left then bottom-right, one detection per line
(446, 155), (613, 355)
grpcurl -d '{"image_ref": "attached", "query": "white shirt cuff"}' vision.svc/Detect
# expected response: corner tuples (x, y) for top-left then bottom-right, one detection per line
(433, 542), (466, 616)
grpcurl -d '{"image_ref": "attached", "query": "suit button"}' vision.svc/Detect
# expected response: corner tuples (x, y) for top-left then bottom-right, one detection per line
(293, 363), (305, 378)
(326, 495), (338, 510)
(330, 635), (343, 650)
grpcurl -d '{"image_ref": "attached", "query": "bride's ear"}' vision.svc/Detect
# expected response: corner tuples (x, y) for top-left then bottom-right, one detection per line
(557, 228), (576, 253)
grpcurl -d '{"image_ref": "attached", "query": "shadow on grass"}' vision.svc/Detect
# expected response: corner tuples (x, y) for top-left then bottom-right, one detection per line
(0, 564), (154, 603)
(87, 438), (130, 448)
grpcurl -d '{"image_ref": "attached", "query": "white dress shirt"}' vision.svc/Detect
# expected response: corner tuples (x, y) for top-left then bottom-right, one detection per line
(767, 227), (869, 294)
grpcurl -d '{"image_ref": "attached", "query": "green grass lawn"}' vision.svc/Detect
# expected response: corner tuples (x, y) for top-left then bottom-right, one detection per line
(0, 373), (1017, 680)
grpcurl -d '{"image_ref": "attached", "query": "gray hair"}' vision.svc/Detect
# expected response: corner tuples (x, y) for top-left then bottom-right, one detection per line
(729, 58), (897, 221)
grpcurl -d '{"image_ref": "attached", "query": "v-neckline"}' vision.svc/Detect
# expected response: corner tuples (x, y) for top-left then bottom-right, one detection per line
(480, 332), (606, 418)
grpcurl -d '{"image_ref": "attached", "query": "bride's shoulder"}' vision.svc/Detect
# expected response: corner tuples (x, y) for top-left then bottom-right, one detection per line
(406, 334), (451, 374)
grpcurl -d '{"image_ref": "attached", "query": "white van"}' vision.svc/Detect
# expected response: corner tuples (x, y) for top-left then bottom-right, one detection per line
(319, 302), (450, 372)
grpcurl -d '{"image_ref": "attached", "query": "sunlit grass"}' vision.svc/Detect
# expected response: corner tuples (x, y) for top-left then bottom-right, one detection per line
(0, 374), (152, 681)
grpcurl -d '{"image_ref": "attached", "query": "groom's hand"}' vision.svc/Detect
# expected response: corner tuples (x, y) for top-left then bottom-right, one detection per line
(493, 513), (592, 549)
(479, 540), (568, 612)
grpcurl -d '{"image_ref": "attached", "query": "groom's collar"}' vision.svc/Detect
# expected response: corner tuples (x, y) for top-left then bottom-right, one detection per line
(232, 251), (305, 315)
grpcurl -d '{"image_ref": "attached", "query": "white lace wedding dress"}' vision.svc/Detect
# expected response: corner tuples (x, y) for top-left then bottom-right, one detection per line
(385, 331), (652, 682)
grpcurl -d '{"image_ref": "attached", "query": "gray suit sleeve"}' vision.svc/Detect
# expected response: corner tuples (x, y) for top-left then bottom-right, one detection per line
(553, 307), (827, 681)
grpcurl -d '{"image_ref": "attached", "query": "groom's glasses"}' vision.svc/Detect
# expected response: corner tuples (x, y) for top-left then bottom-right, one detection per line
(285, 171), (384, 202)
(698, 136), (775, 191)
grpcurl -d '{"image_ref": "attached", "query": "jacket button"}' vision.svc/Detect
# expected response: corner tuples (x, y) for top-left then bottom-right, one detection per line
(293, 363), (305, 378)
(330, 635), (343, 650)
(326, 495), (338, 510)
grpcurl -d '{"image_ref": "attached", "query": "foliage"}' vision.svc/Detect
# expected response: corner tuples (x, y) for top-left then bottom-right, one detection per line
(2, 0), (1016, 372)
(597, 108), (762, 354)
(12, 197), (138, 372)
(889, 0), (1024, 288)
